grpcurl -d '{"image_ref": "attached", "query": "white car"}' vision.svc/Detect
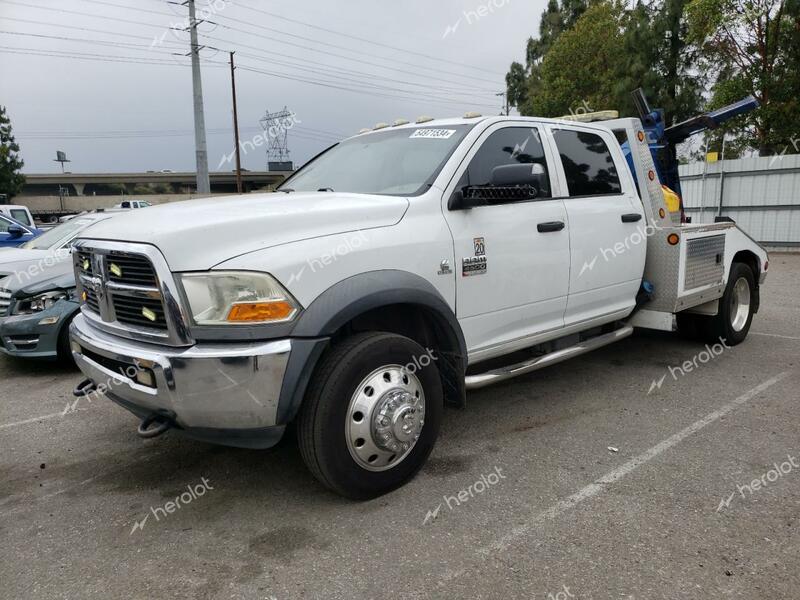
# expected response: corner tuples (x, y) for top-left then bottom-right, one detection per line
(0, 213), (116, 282)
(69, 112), (767, 499)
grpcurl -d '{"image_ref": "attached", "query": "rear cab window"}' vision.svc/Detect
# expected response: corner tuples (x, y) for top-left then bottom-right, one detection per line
(10, 209), (32, 226)
(553, 129), (622, 197)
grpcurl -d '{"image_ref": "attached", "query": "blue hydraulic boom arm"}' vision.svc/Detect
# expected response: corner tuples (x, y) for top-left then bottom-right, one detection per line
(630, 88), (760, 221)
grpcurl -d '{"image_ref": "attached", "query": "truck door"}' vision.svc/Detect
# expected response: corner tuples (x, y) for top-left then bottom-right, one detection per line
(442, 124), (571, 361)
(548, 126), (646, 326)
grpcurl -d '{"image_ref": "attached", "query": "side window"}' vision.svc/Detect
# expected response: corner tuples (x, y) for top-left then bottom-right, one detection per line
(553, 129), (622, 196)
(462, 127), (551, 202)
(0, 217), (10, 233)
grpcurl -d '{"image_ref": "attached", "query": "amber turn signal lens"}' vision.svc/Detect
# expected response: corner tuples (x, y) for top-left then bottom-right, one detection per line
(667, 233), (680, 246)
(648, 170), (655, 181)
(637, 131), (645, 142)
(659, 208), (666, 219)
(226, 301), (295, 322)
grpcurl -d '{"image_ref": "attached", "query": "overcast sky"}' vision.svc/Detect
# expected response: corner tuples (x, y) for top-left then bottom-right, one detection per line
(0, 0), (547, 174)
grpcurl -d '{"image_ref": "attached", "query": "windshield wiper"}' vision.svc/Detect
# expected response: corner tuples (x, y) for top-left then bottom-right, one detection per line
(278, 188), (294, 193)
(317, 187), (335, 192)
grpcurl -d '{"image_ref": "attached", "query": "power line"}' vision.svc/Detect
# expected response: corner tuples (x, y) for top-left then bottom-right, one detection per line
(0, 46), (203, 66)
(204, 13), (502, 87)
(61, 0), (502, 88)
(0, 28), (496, 104)
(228, 0), (505, 77)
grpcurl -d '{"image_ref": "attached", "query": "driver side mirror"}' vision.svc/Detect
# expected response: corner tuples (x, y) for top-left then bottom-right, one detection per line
(490, 163), (547, 190)
(7, 224), (24, 239)
(448, 163), (549, 210)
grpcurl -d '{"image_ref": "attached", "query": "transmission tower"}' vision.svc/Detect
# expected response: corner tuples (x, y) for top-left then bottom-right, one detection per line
(260, 107), (294, 171)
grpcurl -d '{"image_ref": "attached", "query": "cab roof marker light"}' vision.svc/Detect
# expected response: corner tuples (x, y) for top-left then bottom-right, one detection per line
(558, 110), (619, 123)
(463, 111), (482, 119)
(392, 119), (409, 126)
(358, 128), (371, 134)
(373, 122), (389, 130)
(416, 116), (434, 123)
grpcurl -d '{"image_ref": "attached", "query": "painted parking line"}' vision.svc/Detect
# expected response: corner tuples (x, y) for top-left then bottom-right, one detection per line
(751, 331), (800, 341)
(426, 371), (791, 594)
(0, 410), (75, 430)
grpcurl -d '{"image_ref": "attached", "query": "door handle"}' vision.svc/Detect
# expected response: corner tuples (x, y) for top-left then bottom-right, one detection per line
(621, 213), (642, 223)
(537, 221), (565, 233)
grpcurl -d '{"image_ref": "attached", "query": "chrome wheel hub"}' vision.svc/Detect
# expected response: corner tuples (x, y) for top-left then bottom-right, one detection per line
(730, 277), (751, 332)
(346, 365), (425, 471)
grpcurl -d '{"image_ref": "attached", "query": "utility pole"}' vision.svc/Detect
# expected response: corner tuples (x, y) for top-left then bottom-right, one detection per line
(187, 0), (210, 194)
(229, 51), (243, 194)
(496, 91), (510, 116)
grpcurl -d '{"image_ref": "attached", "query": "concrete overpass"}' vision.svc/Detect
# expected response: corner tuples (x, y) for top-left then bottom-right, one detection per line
(18, 170), (292, 197)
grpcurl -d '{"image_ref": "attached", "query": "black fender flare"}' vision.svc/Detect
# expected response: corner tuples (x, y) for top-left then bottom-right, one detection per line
(276, 270), (467, 424)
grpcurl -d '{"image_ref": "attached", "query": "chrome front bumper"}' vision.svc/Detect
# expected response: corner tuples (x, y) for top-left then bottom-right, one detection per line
(70, 314), (292, 446)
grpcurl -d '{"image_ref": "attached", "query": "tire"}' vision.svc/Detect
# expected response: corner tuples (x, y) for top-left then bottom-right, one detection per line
(56, 315), (77, 367)
(699, 262), (756, 346)
(298, 332), (443, 500)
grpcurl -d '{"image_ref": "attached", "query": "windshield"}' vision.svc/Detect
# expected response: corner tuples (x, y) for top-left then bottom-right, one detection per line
(21, 217), (99, 250)
(280, 124), (475, 196)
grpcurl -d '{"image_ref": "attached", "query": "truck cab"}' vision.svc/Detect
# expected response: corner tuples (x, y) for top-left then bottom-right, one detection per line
(69, 112), (767, 499)
(0, 205), (36, 229)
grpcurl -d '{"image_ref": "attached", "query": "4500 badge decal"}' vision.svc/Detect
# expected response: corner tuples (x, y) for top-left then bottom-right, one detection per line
(463, 236), (487, 276)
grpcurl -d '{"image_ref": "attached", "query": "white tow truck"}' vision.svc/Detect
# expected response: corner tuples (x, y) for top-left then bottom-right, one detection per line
(69, 94), (768, 499)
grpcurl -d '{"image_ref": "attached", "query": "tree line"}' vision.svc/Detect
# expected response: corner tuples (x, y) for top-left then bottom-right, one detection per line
(505, 0), (799, 157)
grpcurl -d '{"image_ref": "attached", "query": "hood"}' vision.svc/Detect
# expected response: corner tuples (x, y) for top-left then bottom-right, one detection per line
(76, 191), (409, 271)
(0, 248), (73, 285)
(0, 247), (49, 269)
(1, 263), (75, 296)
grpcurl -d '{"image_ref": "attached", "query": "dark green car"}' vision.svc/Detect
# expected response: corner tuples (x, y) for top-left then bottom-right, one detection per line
(0, 270), (79, 362)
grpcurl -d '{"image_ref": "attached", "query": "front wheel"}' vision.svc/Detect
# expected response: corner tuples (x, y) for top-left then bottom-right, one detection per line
(298, 332), (443, 500)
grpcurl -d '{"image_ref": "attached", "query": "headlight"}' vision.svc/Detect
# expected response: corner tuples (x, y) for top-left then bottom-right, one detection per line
(177, 271), (300, 325)
(12, 289), (73, 315)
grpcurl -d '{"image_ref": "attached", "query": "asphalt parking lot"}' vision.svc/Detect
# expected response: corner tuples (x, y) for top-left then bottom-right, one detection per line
(1, 255), (798, 600)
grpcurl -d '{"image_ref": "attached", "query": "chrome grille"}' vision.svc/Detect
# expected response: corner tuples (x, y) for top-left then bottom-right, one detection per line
(84, 287), (101, 314)
(110, 293), (167, 329)
(75, 247), (168, 333)
(0, 288), (11, 316)
(106, 253), (158, 287)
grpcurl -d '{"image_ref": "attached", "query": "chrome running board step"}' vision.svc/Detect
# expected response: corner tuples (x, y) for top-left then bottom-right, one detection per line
(465, 325), (634, 390)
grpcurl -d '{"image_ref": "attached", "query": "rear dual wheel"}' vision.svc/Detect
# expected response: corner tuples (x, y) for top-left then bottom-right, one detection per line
(298, 332), (442, 500)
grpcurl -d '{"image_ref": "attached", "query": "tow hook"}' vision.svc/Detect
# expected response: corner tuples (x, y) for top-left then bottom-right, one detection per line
(137, 412), (174, 439)
(73, 378), (97, 397)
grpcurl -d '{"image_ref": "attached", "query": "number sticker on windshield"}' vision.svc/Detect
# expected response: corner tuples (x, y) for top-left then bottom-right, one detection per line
(410, 129), (456, 139)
